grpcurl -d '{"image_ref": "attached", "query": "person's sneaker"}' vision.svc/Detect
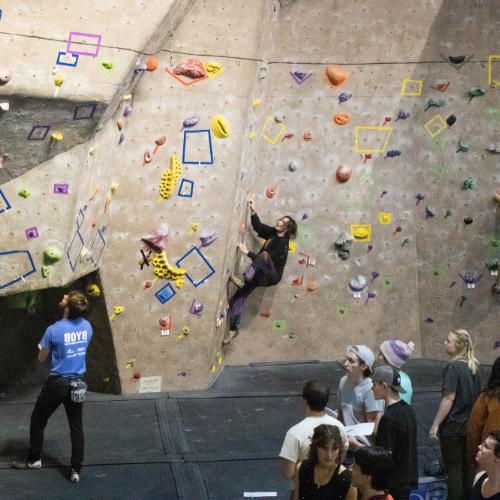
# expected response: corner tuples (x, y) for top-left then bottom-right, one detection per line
(222, 329), (239, 345)
(229, 275), (244, 288)
(11, 459), (42, 469)
(69, 469), (80, 483)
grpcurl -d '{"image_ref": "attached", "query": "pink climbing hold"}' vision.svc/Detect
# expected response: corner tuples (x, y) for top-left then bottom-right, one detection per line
(173, 59), (206, 79)
(336, 165), (352, 183)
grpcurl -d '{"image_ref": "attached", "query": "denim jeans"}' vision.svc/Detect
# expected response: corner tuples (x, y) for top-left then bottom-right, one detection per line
(28, 376), (84, 473)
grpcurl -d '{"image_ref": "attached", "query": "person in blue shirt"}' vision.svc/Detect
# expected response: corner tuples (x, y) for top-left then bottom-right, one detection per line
(12, 291), (93, 483)
(377, 339), (415, 405)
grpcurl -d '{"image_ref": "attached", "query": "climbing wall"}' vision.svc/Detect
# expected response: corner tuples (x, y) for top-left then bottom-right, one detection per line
(223, 0), (500, 367)
(0, 0), (498, 394)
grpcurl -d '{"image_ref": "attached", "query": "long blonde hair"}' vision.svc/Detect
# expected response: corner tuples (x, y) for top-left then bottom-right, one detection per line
(450, 329), (479, 375)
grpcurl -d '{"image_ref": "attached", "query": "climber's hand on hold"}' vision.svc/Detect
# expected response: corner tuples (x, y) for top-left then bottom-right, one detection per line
(237, 242), (249, 255)
(247, 199), (256, 214)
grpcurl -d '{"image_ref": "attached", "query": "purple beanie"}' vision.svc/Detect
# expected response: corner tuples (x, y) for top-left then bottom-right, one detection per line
(379, 340), (415, 368)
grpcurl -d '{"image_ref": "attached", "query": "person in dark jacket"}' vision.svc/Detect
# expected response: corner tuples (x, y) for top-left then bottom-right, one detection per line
(372, 365), (418, 500)
(223, 199), (297, 345)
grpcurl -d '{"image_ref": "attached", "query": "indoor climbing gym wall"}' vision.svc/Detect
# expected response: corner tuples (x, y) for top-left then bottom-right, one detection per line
(0, 0), (499, 394)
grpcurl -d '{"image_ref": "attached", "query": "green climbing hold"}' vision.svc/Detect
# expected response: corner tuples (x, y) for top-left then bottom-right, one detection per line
(467, 87), (485, 102)
(18, 189), (30, 198)
(43, 246), (62, 264)
(444, 209), (452, 218)
(456, 140), (470, 153)
(462, 175), (476, 190)
(485, 258), (499, 271)
(425, 98), (445, 111)
(102, 61), (114, 70)
(41, 265), (52, 278)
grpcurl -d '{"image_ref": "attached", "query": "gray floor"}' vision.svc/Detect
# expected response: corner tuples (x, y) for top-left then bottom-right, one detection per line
(0, 359), (489, 499)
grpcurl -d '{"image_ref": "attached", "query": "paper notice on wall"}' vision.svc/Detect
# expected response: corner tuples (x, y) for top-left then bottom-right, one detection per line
(139, 376), (162, 393)
(345, 422), (375, 437)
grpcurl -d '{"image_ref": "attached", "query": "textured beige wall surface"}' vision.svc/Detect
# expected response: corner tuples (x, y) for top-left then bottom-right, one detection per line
(0, 0), (498, 394)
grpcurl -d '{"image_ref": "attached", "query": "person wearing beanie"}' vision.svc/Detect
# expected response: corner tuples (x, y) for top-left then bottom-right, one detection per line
(378, 340), (415, 405)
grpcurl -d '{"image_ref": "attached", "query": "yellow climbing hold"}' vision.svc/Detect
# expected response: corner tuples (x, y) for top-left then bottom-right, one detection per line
(158, 154), (182, 202)
(109, 306), (124, 320)
(54, 75), (65, 87)
(252, 99), (261, 108)
(86, 284), (101, 297)
(51, 131), (64, 141)
(189, 222), (199, 235)
(204, 61), (224, 79)
(152, 251), (186, 280)
(249, 131), (255, 140)
(211, 114), (230, 139)
(350, 224), (372, 242)
(175, 277), (185, 288)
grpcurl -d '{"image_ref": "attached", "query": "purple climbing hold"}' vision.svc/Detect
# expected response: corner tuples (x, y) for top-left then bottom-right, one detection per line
(425, 206), (435, 219)
(371, 271), (380, 282)
(118, 132), (125, 145)
(459, 271), (482, 285)
(123, 105), (132, 117)
(182, 115), (201, 130)
(396, 110), (410, 121)
(338, 92), (352, 104)
(367, 245), (373, 253)
(424, 317), (434, 323)
(415, 193), (425, 205)
(380, 190), (388, 198)
(364, 291), (377, 305)
(385, 150), (401, 158)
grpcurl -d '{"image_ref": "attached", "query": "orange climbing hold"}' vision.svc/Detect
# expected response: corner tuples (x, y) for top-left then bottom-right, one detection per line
(325, 66), (348, 88)
(307, 281), (319, 291)
(146, 56), (158, 71)
(333, 113), (350, 125)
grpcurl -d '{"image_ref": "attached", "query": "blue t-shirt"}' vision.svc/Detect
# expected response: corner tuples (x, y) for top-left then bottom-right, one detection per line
(39, 318), (93, 377)
(400, 370), (413, 405)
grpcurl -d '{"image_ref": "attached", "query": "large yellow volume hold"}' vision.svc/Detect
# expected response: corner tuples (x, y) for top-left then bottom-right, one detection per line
(153, 251), (186, 279)
(211, 114), (230, 139)
(158, 154), (182, 200)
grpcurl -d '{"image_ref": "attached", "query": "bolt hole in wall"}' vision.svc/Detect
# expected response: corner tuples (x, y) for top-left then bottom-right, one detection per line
(0, 270), (121, 396)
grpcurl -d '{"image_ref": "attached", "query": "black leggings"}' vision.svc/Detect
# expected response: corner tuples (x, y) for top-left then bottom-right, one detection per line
(229, 251), (278, 330)
(28, 376), (84, 472)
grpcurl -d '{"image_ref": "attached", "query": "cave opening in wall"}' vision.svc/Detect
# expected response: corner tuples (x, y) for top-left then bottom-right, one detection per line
(0, 270), (121, 395)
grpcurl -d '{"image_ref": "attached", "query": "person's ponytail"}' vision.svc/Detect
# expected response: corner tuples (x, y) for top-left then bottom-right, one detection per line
(451, 329), (479, 375)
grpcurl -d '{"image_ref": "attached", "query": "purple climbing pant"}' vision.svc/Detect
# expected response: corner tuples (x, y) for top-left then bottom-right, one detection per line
(229, 251), (278, 330)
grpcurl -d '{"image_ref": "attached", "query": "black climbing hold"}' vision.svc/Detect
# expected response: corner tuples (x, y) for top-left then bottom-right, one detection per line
(449, 55), (466, 65)
(463, 216), (473, 225)
(446, 115), (457, 127)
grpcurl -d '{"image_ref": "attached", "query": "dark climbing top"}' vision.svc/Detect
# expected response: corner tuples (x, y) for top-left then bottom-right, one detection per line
(248, 213), (290, 281)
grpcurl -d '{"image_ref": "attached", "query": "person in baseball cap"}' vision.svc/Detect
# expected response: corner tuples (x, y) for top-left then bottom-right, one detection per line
(372, 365), (406, 394)
(372, 365), (418, 500)
(337, 345), (383, 456)
(378, 340), (415, 404)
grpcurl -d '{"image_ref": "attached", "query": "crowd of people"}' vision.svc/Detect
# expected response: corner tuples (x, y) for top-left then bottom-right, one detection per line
(280, 335), (500, 500)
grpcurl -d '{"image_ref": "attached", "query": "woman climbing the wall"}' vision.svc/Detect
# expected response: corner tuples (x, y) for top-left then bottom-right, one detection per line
(223, 199), (297, 346)
(429, 329), (482, 500)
